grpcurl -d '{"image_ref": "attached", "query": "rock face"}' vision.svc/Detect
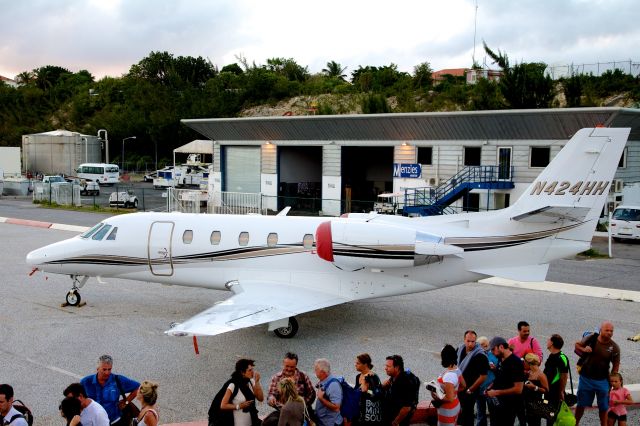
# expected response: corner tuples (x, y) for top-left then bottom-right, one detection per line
(239, 94), (362, 117)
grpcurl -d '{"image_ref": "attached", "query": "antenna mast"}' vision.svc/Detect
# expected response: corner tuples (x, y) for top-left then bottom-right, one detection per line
(472, 0), (478, 66)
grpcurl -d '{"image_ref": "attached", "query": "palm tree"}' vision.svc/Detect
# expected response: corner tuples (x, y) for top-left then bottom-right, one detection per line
(322, 61), (347, 80)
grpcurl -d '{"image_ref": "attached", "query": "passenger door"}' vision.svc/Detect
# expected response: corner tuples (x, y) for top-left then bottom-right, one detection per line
(148, 221), (174, 276)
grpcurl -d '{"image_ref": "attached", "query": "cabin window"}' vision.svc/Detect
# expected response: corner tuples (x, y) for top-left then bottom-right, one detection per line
(530, 147), (550, 168)
(267, 233), (278, 247)
(239, 232), (250, 246)
(418, 147), (433, 165)
(183, 230), (193, 244)
(106, 227), (118, 241)
(92, 224), (112, 240)
(81, 223), (103, 239)
(303, 234), (314, 249)
(210, 230), (221, 245)
(464, 147), (481, 166)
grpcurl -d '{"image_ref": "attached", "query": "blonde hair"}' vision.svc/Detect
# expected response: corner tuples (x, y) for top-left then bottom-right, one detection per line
(477, 336), (489, 347)
(524, 353), (540, 366)
(139, 380), (159, 405)
(278, 378), (303, 404)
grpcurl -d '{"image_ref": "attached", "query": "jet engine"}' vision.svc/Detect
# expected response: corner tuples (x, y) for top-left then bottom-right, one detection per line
(315, 220), (462, 270)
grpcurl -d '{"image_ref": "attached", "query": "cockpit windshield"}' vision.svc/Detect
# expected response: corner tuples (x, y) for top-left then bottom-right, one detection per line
(80, 223), (103, 239)
(92, 224), (112, 240)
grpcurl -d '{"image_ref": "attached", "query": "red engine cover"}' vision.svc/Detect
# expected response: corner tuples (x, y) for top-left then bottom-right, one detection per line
(315, 221), (334, 262)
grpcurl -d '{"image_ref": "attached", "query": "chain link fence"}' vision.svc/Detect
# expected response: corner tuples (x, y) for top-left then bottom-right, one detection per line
(545, 60), (640, 79)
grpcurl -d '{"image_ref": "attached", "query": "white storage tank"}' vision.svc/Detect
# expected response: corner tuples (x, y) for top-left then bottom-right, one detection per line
(22, 130), (102, 176)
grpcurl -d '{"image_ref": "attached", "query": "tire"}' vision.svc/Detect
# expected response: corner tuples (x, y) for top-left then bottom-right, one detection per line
(66, 290), (81, 306)
(133, 200), (138, 209)
(612, 237), (622, 242)
(273, 317), (299, 338)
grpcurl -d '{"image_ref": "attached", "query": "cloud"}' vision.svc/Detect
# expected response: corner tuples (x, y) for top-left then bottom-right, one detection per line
(1, 0), (638, 80)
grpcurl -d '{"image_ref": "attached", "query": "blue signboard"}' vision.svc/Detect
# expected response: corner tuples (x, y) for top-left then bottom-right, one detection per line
(393, 163), (422, 178)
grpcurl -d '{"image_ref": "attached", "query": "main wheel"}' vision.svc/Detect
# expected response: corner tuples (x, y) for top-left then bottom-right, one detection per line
(66, 290), (81, 306)
(273, 317), (299, 338)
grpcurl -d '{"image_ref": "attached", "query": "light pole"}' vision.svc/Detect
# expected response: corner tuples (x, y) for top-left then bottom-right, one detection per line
(121, 136), (136, 172)
(97, 129), (108, 163)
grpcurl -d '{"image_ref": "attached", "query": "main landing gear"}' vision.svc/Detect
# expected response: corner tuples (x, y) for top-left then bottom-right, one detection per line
(64, 275), (89, 307)
(273, 317), (299, 338)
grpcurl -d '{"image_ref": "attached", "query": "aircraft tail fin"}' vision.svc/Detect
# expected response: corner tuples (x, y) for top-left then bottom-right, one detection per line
(507, 127), (630, 240)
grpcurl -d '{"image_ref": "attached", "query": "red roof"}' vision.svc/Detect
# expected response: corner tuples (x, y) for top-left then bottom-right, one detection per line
(431, 68), (467, 79)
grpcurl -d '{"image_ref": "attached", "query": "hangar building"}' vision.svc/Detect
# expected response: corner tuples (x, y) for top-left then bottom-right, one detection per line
(183, 107), (640, 216)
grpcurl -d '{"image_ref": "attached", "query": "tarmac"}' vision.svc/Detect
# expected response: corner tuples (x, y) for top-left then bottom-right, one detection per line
(0, 205), (639, 426)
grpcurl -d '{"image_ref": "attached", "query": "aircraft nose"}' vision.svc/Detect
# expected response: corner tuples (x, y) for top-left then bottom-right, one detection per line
(26, 247), (50, 266)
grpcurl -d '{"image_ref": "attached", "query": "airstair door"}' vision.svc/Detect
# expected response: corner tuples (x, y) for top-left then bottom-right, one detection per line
(148, 221), (174, 276)
(498, 147), (512, 180)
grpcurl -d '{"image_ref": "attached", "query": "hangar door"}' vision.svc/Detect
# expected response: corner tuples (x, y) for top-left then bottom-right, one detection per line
(223, 146), (261, 193)
(278, 147), (322, 213)
(342, 146), (393, 213)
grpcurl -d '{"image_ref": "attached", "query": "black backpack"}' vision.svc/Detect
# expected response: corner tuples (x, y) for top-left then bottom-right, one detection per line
(5, 400), (34, 426)
(208, 380), (240, 426)
(404, 370), (421, 408)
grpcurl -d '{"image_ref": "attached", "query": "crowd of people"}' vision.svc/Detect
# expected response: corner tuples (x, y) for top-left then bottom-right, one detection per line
(0, 320), (633, 426)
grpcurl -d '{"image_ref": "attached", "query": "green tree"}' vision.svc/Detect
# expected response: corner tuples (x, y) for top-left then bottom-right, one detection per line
(484, 42), (554, 108)
(413, 62), (433, 89)
(322, 61), (347, 80)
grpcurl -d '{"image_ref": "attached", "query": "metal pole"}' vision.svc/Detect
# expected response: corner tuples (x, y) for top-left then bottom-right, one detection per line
(608, 212), (613, 258)
(97, 129), (108, 164)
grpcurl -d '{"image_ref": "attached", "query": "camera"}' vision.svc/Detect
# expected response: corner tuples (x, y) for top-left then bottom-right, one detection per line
(525, 380), (531, 386)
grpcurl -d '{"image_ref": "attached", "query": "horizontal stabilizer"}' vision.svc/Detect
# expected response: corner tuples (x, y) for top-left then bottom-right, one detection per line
(166, 281), (348, 337)
(470, 263), (550, 282)
(511, 206), (591, 224)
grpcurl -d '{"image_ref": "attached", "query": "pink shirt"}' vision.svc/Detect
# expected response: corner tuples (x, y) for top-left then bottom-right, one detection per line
(609, 387), (631, 416)
(508, 336), (543, 361)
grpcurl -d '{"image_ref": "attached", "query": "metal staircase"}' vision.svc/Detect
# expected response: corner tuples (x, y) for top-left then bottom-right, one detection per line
(403, 165), (514, 216)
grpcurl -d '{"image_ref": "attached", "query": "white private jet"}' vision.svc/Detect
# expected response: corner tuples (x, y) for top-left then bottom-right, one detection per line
(26, 128), (630, 339)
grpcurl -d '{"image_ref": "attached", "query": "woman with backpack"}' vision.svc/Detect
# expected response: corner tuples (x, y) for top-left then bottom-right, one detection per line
(220, 359), (264, 426)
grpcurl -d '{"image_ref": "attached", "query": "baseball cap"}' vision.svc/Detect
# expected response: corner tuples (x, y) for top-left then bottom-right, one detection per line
(489, 336), (507, 349)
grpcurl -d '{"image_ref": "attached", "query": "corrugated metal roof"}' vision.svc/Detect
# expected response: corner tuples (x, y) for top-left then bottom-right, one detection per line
(173, 139), (214, 154)
(182, 107), (640, 142)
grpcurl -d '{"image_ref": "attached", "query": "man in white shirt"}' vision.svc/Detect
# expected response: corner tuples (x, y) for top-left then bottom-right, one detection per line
(64, 383), (110, 426)
(0, 384), (28, 426)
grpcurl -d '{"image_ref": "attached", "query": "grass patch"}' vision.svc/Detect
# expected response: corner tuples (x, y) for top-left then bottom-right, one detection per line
(578, 248), (609, 258)
(32, 200), (134, 215)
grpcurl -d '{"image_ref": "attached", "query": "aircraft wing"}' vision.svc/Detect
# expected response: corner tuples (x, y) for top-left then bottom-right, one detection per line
(165, 281), (349, 337)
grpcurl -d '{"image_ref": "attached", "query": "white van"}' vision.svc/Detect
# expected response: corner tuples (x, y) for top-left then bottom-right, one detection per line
(76, 163), (119, 185)
(610, 205), (640, 241)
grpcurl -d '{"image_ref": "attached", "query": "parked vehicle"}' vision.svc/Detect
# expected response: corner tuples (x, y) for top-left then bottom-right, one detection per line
(143, 171), (157, 182)
(66, 177), (100, 196)
(610, 205), (640, 241)
(76, 163), (120, 185)
(42, 175), (66, 184)
(109, 189), (139, 208)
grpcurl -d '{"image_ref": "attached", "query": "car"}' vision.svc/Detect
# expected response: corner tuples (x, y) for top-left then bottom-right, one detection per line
(143, 171), (157, 182)
(109, 189), (139, 209)
(610, 205), (640, 242)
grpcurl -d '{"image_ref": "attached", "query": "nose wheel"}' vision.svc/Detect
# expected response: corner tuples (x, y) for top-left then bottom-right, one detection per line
(273, 317), (299, 338)
(66, 290), (81, 306)
(63, 275), (89, 307)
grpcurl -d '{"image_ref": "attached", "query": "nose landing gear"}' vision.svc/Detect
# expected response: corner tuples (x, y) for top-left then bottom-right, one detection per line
(63, 275), (89, 307)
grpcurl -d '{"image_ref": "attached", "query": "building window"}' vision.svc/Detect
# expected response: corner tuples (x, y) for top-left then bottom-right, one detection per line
(417, 147), (433, 165)
(210, 231), (221, 245)
(267, 233), (278, 247)
(303, 234), (314, 249)
(183, 230), (193, 244)
(239, 232), (249, 246)
(530, 147), (550, 168)
(464, 147), (481, 166)
(618, 147), (627, 168)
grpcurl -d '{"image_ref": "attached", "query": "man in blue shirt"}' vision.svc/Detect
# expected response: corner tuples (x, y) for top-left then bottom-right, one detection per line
(314, 358), (343, 426)
(80, 354), (140, 425)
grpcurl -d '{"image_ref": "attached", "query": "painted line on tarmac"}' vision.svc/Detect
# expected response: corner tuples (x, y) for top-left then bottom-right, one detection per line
(0, 216), (89, 233)
(480, 277), (640, 302)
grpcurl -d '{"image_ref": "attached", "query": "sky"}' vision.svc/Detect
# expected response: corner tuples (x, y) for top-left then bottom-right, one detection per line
(1, 0), (639, 80)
